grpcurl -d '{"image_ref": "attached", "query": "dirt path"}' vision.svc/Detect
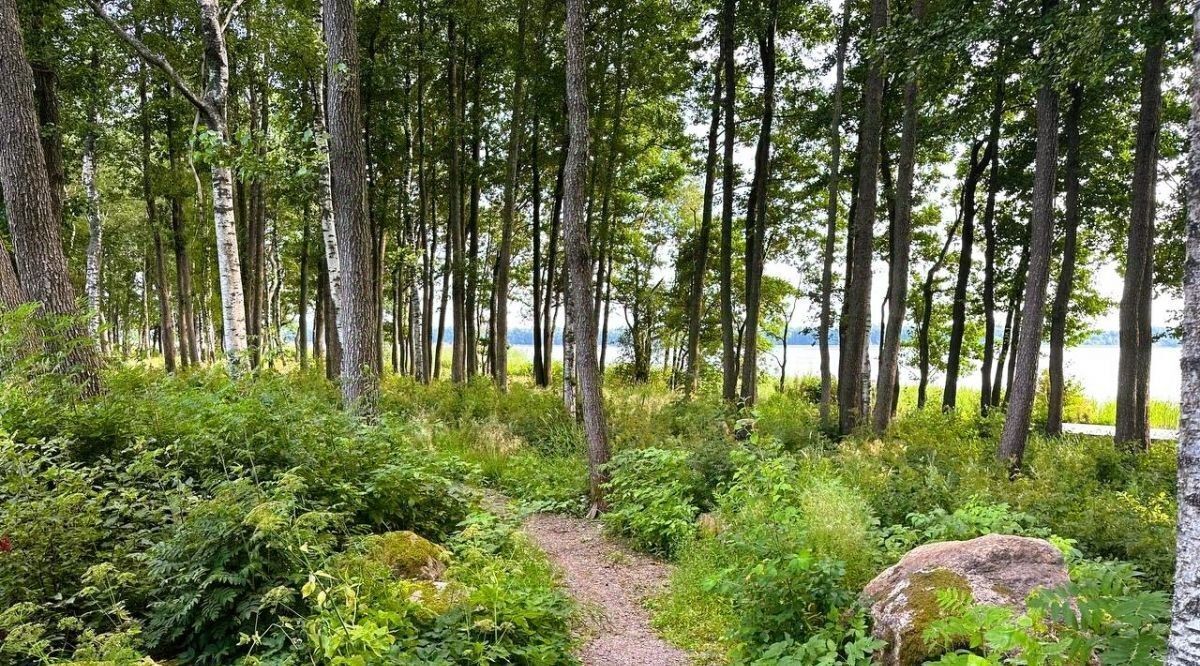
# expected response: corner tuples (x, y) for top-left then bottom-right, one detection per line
(521, 511), (689, 666)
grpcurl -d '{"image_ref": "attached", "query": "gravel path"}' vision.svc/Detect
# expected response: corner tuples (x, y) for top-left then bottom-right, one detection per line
(522, 511), (689, 666)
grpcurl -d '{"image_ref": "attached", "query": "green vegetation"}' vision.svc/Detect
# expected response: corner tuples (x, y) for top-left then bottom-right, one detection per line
(0, 328), (1181, 665)
(0, 363), (575, 665)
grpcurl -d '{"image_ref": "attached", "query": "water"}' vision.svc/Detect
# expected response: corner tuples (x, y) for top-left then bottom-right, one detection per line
(509, 343), (1181, 403)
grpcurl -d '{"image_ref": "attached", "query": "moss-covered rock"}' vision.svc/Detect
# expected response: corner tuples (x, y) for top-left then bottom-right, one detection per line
(360, 530), (450, 581)
(862, 534), (1070, 665)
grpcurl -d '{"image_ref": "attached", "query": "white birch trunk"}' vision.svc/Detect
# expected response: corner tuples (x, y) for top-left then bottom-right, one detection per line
(1168, 4), (1200, 660)
(210, 163), (248, 365)
(82, 129), (103, 340)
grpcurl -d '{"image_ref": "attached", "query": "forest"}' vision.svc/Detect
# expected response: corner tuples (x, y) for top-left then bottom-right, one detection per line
(3, 0), (1200, 662)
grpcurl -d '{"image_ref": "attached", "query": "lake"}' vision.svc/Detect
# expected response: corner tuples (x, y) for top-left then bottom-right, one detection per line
(509, 344), (1181, 403)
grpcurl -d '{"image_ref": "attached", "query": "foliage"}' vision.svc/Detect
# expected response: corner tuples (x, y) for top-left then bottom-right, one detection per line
(602, 447), (701, 556)
(924, 560), (1169, 665)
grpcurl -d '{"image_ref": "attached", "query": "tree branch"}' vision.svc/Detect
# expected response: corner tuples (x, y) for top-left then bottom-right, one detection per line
(221, 0), (246, 34)
(85, 0), (212, 119)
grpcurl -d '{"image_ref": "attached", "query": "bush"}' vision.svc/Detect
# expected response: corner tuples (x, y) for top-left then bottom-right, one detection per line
(603, 447), (700, 556)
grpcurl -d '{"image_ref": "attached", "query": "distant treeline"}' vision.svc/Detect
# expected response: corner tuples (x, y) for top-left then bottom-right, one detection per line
(466, 327), (1181, 347)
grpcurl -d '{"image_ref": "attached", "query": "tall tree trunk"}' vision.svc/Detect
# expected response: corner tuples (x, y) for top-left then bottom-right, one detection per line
(838, 0), (888, 435)
(1167, 7), (1200, 657)
(494, 0), (527, 389)
(916, 213), (962, 409)
(165, 97), (198, 367)
(466, 49), (483, 378)
(1116, 0), (1165, 451)
(324, 0), (379, 414)
(0, 0), (101, 392)
(943, 141), (992, 408)
(980, 63), (1005, 413)
(532, 116), (546, 386)
(718, 0), (738, 402)
(83, 100), (104, 342)
(447, 16), (467, 384)
(873, 0), (924, 432)
(140, 66), (177, 373)
(998, 2), (1060, 471)
(564, 0), (609, 514)
(819, 0), (851, 424)
(544, 135), (566, 386)
(299, 213), (310, 369)
(739, 2), (777, 406)
(1046, 84), (1083, 436)
(685, 56), (722, 394)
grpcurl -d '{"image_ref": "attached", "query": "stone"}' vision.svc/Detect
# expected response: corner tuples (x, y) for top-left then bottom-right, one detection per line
(862, 533), (1071, 665)
(361, 530), (450, 581)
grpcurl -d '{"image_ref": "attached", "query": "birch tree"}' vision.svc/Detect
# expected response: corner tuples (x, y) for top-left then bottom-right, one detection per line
(88, 0), (248, 372)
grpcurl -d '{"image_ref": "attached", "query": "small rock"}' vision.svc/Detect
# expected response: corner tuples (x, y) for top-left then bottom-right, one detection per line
(862, 534), (1070, 665)
(361, 530), (450, 581)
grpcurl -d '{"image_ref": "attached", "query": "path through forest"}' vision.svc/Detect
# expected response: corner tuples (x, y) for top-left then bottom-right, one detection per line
(520, 511), (689, 665)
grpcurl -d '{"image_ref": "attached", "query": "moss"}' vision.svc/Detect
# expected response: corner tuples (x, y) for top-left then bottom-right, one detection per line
(899, 568), (973, 665)
(361, 530), (450, 580)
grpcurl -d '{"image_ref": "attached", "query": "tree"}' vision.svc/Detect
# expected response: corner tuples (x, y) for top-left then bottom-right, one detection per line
(0, 0), (101, 393)
(685, 56), (722, 393)
(874, 0), (925, 433)
(1115, 0), (1166, 451)
(718, 0), (738, 403)
(838, 0), (888, 436)
(998, 0), (1061, 472)
(89, 0), (248, 372)
(324, 0), (380, 414)
(1046, 83), (1083, 436)
(739, 0), (779, 407)
(1167, 7), (1200, 659)
(563, 0), (609, 514)
(818, 0), (851, 425)
(494, 0), (528, 390)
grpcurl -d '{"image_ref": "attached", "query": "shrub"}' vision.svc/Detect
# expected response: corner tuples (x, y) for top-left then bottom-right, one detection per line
(602, 447), (700, 556)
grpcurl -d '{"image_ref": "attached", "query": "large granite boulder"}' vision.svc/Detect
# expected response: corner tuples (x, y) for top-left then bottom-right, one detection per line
(862, 534), (1070, 665)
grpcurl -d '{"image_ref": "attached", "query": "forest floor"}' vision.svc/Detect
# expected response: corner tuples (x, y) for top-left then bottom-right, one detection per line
(522, 511), (689, 666)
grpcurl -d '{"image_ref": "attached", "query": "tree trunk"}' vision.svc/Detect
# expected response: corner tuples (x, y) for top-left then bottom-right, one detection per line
(83, 109), (104, 342)
(533, 116), (546, 386)
(447, 17), (467, 384)
(873, 0), (924, 432)
(980, 67), (1005, 413)
(165, 97), (198, 367)
(943, 141), (992, 409)
(685, 56), (722, 394)
(998, 8), (1060, 471)
(494, 0), (527, 389)
(466, 49), (483, 378)
(0, 239), (23, 311)
(819, 0), (851, 424)
(324, 0), (379, 414)
(544, 135), (566, 386)
(838, 0), (888, 435)
(0, 0), (101, 393)
(1046, 84), (1083, 436)
(916, 213), (962, 409)
(140, 66), (176, 373)
(739, 2), (777, 407)
(564, 0), (609, 514)
(718, 0), (738, 403)
(299, 213), (310, 369)
(1166, 7), (1200, 658)
(1116, 0), (1165, 451)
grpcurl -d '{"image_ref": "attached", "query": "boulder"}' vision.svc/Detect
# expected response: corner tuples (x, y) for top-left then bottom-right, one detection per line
(862, 534), (1070, 665)
(361, 530), (450, 581)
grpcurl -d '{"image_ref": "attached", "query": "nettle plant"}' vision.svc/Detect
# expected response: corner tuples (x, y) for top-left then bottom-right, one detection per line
(924, 559), (1169, 665)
